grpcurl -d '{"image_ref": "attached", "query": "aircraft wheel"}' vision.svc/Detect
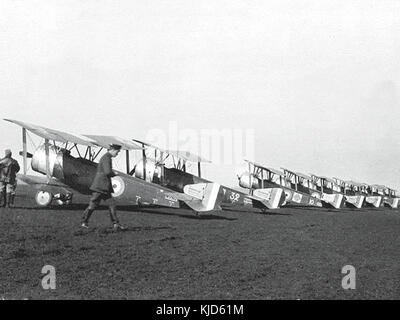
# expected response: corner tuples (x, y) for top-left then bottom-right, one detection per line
(35, 190), (53, 207)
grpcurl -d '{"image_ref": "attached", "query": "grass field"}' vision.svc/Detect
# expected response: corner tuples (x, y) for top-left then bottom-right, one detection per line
(1, 185), (399, 299)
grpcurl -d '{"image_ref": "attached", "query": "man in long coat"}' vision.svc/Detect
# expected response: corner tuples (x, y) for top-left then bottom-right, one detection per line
(81, 144), (125, 230)
(0, 149), (20, 208)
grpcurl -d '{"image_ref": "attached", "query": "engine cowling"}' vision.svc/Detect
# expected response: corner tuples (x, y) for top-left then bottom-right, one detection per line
(31, 144), (64, 179)
(134, 158), (162, 182)
(238, 172), (259, 189)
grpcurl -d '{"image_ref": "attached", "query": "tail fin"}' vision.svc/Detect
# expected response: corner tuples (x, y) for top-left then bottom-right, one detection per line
(384, 197), (399, 209)
(252, 188), (285, 209)
(365, 196), (382, 208)
(183, 182), (222, 212)
(321, 193), (345, 209)
(345, 195), (365, 209)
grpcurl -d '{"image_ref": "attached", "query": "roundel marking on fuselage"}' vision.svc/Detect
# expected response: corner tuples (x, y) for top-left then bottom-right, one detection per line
(111, 176), (126, 197)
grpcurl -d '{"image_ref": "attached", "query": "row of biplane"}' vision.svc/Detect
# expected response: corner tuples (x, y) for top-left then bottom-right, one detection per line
(4, 119), (399, 214)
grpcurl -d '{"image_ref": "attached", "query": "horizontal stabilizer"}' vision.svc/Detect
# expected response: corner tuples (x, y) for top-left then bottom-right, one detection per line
(164, 192), (199, 203)
(252, 188), (284, 209)
(321, 193), (345, 209)
(365, 196), (382, 208)
(383, 197), (399, 209)
(345, 195), (365, 209)
(182, 182), (221, 212)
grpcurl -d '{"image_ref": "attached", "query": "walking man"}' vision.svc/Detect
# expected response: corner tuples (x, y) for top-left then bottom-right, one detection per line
(81, 144), (125, 230)
(0, 149), (20, 208)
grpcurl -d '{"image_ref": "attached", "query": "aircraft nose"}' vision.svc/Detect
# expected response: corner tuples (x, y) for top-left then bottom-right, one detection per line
(31, 143), (63, 178)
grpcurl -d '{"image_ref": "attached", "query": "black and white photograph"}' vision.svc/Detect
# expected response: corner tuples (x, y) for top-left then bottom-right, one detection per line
(1, 0), (399, 307)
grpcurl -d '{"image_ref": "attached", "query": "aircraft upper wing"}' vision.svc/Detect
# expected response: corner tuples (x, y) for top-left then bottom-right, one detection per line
(4, 119), (96, 147)
(311, 174), (336, 184)
(244, 160), (284, 176)
(132, 138), (211, 163)
(295, 172), (313, 181)
(244, 159), (267, 170)
(267, 167), (285, 176)
(163, 150), (211, 163)
(280, 167), (294, 175)
(131, 138), (164, 150)
(84, 135), (142, 151)
(370, 184), (386, 189)
(324, 177), (337, 184)
(332, 177), (345, 184)
(345, 181), (364, 187)
(282, 167), (312, 181)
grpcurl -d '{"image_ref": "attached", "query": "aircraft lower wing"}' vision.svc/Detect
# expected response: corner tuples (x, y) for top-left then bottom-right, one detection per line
(17, 174), (71, 190)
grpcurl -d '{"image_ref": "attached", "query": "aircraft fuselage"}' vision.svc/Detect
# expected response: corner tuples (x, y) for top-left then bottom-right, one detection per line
(31, 145), (182, 208)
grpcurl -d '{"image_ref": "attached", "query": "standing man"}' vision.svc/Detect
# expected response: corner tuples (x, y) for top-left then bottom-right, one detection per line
(81, 144), (126, 230)
(0, 149), (20, 208)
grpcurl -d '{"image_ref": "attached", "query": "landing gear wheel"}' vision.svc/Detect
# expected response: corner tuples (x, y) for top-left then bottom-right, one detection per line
(35, 191), (53, 207)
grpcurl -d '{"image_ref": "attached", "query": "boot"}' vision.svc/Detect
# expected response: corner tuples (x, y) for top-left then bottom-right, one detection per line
(109, 207), (126, 230)
(109, 206), (119, 225)
(81, 207), (94, 225)
(0, 192), (6, 208)
(6, 193), (12, 208)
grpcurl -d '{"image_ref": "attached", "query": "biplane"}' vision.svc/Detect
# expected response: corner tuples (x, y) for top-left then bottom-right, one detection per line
(356, 182), (383, 208)
(330, 177), (365, 209)
(281, 168), (345, 209)
(129, 139), (286, 211)
(237, 160), (322, 207)
(4, 119), (223, 213)
(369, 184), (398, 209)
(340, 180), (382, 208)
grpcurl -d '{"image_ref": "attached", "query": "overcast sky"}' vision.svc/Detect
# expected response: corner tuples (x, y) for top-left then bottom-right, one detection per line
(1, 0), (399, 189)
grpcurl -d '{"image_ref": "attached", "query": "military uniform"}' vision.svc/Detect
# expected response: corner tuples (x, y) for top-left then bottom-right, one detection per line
(81, 151), (119, 225)
(0, 154), (20, 207)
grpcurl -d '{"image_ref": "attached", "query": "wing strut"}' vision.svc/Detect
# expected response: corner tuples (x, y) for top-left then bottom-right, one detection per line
(45, 138), (50, 180)
(198, 162), (201, 178)
(22, 127), (27, 175)
(126, 150), (130, 174)
(142, 143), (146, 181)
(261, 168), (264, 189)
(248, 161), (252, 195)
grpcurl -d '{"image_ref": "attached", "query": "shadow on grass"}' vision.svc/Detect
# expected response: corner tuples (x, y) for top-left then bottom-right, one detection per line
(9, 204), (88, 211)
(221, 206), (292, 216)
(73, 225), (175, 236)
(122, 206), (238, 221)
(9, 203), (237, 221)
(282, 205), (324, 210)
(257, 211), (293, 216)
